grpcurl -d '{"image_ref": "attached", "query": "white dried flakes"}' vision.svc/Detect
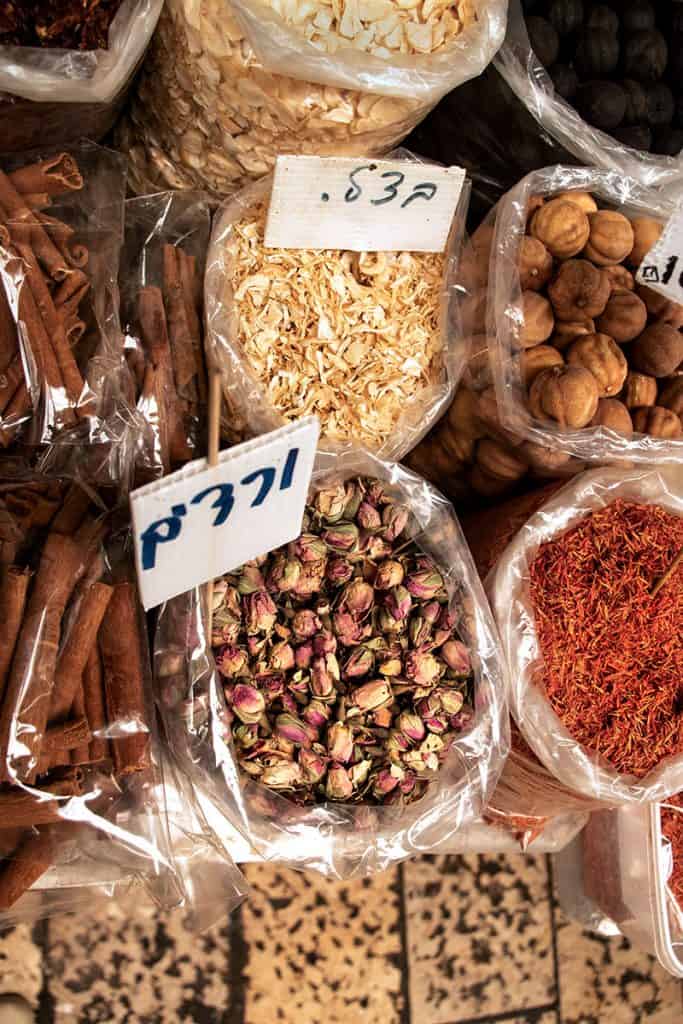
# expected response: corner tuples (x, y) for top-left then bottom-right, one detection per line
(225, 203), (445, 449)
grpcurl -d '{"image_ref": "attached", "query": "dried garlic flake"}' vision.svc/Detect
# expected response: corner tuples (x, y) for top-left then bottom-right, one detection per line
(227, 204), (445, 449)
(265, 0), (475, 56)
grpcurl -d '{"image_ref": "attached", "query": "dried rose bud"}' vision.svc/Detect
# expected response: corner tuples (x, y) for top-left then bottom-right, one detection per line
(275, 712), (311, 747)
(291, 609), (321, 641)
(398, 712), (425, 743)
(441, 640), (470, 676)
(374, 559), (404, 590)
(364, 535), (392, 559)
(342, 578), (374, 616)
(357, 501), (382, 531)
(212, 609), (241, 646)
(232, 683), (266, 724)
(300, 748), (326, 783)
(263, 677), (285, 702)
(343, 481), (363, 520)
(350, 679), (392, 712)
(234, 723), (259, 748)
(303, 700), (331, 728)
(322, 522), (359, 552)
(314, 484), (347, 523)
(328, 722), (354, 763)
(400, 772), (417, 795)
(293, 562), (327, 597)
(343, 646), (374, 679)
(267, 555), (302, 593)
(377, 607), (405, 634)
(325, 558), (353, 587)
(438, 606), (457, 631)
(451, 707), (474, 731)
(332, 609), (364, 646)
(382, 504), (409, 541)
(387, 729), (411, 754)
(405, 650), (442, 687)
(244, 590), (277, 634)
(247, 635), (267, 658)
(366, 481), (387, 506)
(373, 706), (393, 728)
(438, 688), (464, 716)
(372, 768), (399, 798)
(326, 765), (354, 800)
(406, 567), (444, 601)
(350, 759), (372, 788)
(216, 645), (248, 679)
(423, 601), (441, 625)
(311, 655), (336, 700)
(313, 631), (337, 656)
(424, 715), (448, 734)
(261, 762), (303, 790)
(377, 655), (402, 676)
(295, 642), (313, 669)
(385, 585), (412, 622)
(408, 614), (432, 649)
(270, 641), (295, 672)
(295, 533), (328, 563)
(238, 564), (265, 595)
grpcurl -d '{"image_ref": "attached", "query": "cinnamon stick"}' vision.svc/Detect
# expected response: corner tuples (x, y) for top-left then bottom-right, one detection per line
(51, 483), (90, 535)
(0, 281), (18, 375)
(0, 771), (84, 828)
(178, 248), (207, 404)
(0, 827), (54, 910)
(53, 270), (89, 313)
(162, 245), (197, 395)
(48, 581), (113, 723)
(82, 647), (108, 764)
(99, 583), (150, 776)
(0, 532), (86, 782)
(68, 682), (91, 766)
(0, 355), (24, 416)
(0, 382), (30, 447)
(0, 829), (23, 857)
(0, 566), (30, 702)
(0, 170), (70, 282)
(23, 194), (51, 212)
(138, 287), (174, 474)
(43, 718), (91, 756)
(9, 155), (83, 198)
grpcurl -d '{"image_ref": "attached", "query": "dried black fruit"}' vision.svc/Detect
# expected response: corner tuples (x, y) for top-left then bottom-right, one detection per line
(547, 0), (584, 35)
(646, 82), (675, 126)
(622, 30), (668, 83)
(574, 28), (619, 77)
(586, 5), (619, 35)
(652, 126), (683, 156)
(549, 63), (579, 99)
(527, 16), (560, 67)
(575, 80), (626, 130)
(621, 79), (649, 123)
(612, 123), (652, 151)
(622, 1), (656, 34)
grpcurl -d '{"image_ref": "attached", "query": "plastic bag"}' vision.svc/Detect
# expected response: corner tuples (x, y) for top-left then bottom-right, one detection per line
(120, 191), (212, 484)
(155, 447), (509, 878)
(0, 0), (163, 154)
(117, 0), (504, 198)
(489, 165), (683, 467)
(0, 142), (133, 460)
(0, 474), (179, 921)
(494, 0), (683, 191)
(205, 154), (470, 459)
(490, 465), (683, 808)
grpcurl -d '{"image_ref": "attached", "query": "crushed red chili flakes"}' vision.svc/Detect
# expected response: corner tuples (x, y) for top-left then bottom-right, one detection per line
(529, 500), (683, 779)
(0, 0), (123, 50)
(661, 794), (683, 911)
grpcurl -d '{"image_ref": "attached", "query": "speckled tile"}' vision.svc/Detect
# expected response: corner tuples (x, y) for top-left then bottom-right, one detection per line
(240, 863), (404, 1024)
(0, 924), (43, 1007)
(556, 913), (683, 1024)
(46, 901), (232, 1023)
(403, 853), (556, 1023)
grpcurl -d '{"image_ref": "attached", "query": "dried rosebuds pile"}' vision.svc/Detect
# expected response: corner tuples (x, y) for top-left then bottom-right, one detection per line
(211, 476), (475, 805)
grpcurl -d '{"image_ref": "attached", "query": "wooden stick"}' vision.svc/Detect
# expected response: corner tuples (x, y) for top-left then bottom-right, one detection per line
(206, 367), (222, 639)
(651, 548), (683, 598)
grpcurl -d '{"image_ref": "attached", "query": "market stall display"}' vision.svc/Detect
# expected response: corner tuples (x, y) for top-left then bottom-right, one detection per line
(0, 0), (163, 154)
(116, 0), (507, 197)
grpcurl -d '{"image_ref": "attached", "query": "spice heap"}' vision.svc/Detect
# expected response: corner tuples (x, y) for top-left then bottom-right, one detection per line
(125, 243), (207, 479)
(0, 152), (96, 446)
(529, 500), (683, 778)
(0, 0), (123, 50)
(226, 203), (445, 449)
(262, 0), (475, 56)
(212, 475), (475, 805)
(0, 479), (150, 910)
(662, 794), (683, 912)
(517, 191), (683, 441)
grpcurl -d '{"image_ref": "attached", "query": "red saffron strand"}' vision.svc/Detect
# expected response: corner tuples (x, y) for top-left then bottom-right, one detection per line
(529, 500), (683, 779)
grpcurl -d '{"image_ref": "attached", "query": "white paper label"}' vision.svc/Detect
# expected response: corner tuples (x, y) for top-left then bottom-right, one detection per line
(264, 155), (466, 253)
(635, 209), (683, 304)
(130, 417), (319, 610)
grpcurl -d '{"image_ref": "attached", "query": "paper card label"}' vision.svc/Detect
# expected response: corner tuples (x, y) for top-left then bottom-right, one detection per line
(635, 209), (683, 304)
(264, 155), (466, 253)
(130, 417), (319, 610)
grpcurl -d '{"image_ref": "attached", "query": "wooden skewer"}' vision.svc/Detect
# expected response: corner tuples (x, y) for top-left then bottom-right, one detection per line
(205, 367), (222, 640)
(651, 547), (683, 598)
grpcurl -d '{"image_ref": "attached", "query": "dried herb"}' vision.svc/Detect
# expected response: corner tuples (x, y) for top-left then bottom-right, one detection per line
(0, 1), (123, 50)
(661, 794), (683, 911)
(529, 500), (683, 778)
(212, 475), (475, 806)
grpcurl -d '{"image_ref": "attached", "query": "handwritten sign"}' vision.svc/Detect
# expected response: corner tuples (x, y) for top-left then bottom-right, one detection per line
(264, 155), (466, 253)
(635, 209), (683, 304)
(130, 418), (319, 610)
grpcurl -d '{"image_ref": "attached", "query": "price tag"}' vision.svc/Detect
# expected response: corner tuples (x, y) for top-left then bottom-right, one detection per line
(130, 417), (319, 610)
(264, 155), (466, 254)
(635, 209), (683, 304)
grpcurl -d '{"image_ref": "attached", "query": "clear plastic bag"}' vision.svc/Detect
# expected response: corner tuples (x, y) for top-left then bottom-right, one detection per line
(490, 465), (683, 808)
(0, 474), (179, 921)
(120, 191), (212, 484)
(228, 0), (508, 104)
(155, 447), (509, 878)
(205, 153), (470, 459)
(118, 0), (504, 198)
(0, 142), (133, 459)
(494, 0), (683, 191)
(489, 166), (683, 467)
(0, 0), (163, 154)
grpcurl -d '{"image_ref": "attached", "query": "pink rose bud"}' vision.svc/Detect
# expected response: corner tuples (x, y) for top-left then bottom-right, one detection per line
(295, 533), (328, 563)
(374, 559), (405, 590)
(244, 590), (277, 634)
(342, 579), (374, 616)
(326, 764), (354, 800)
(405, 650), (442, 687)
(275, 713), (311, 747)
(441, 640), (470, 676)
(357, 501), (382, 531)
(216, 644), (248, 679)
(398, 712), (426, 743)
(327, 722), (354, 763)
(372, 768), (399, 797)
(269, 641), (295, 672)
(261, 762), (303, 789)
(343, 646), (374, 679)
(295, 641), (314, 669)
(326, 557), (354, 584)
(313, 631), (337, 656)
(350, 679), (392, 712)
(385, 585), (412, 622)
(237, 564), (265, 595)
(321, 522), (359, 552)
(232, 683), (265, 724)
(303, 700), (331, 728)
(406, 567), (444, 601)
(314, 484), (347, 522)
(292, 609), (321, 641)
(382, 504), (409, 541)
(299, 748), (327, 783)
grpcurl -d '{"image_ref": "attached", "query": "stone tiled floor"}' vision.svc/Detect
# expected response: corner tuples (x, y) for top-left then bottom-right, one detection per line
(1, 854), (682, 1023)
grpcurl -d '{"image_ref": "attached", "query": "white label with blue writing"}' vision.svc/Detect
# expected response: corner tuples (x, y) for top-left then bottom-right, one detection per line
(635, 208), (683, 304)
(264, 155), (466, 254)
(130, 417), (320, 610)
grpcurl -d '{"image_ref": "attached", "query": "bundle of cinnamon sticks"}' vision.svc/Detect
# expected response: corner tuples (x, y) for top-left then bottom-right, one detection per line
(0, 152), (95, 448)
(127, 242), (206, 479)
(0, 480), (151, 911)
